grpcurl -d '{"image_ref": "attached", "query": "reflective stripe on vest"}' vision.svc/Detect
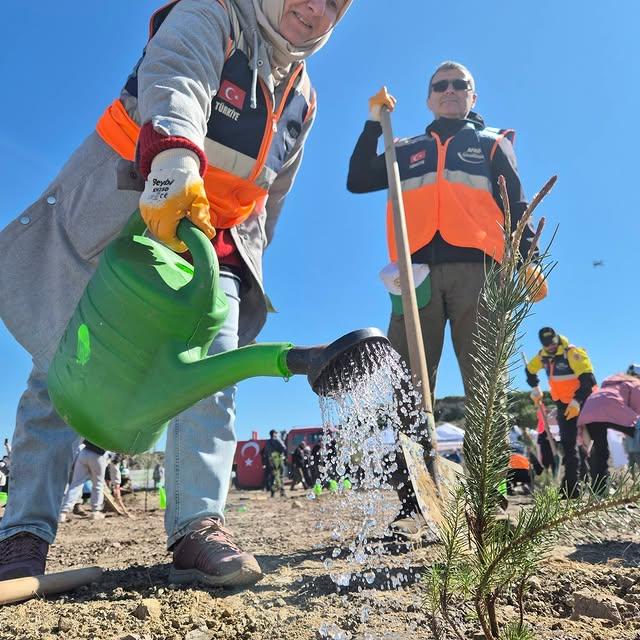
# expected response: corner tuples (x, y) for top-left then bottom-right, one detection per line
(97, 0), (312, 229)
(546, 352), (580, 404)
(386, 125), (513, 262)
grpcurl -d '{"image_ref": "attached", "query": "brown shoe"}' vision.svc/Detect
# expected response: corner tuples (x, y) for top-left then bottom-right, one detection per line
(0, 533), (49, 581)
(169, 518), (263, 588)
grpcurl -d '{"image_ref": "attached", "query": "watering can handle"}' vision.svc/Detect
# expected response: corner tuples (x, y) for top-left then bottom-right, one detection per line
(176, 216), (219, 305)
(121, 210), (219, 304)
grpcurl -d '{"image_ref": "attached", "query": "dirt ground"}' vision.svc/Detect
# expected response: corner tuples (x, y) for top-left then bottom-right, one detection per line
(3, 488), (640, 640)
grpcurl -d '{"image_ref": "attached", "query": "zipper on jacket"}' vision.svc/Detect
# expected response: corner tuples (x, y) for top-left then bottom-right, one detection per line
(249, 64), (304, 182)
(432, 132), (452, 231)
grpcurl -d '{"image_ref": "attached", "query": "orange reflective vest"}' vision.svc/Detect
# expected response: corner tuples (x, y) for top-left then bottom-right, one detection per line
(510, 453), (530, 471)
(387, 124), (514, 262)
(96, 0), (314, 230)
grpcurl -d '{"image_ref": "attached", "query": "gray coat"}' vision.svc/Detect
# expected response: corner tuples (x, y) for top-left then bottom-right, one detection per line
(0, 0), (314, 370)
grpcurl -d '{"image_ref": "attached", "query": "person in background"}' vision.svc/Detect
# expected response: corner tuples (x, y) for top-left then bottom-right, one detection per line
(309, 441), (323, 485)
(291, 441), (311, 490)
(108, 454), (130, 517)
(348, 61), (544, 401)
(0, 440), (10, 495)
(119, 458), (132, 493)
(0, 456), (9, 495)
(348, 60), (544, 536)
(578, 365), (640, 493)
(526, 327), (596, 497)
(58, 441), (108, 522)
(153, 463), (165, 490)
(0, 0), (352, 586)
(262, 429), (287, 497)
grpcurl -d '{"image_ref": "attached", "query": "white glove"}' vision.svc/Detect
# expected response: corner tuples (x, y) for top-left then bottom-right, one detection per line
(140, 149), (215, 253)
(529, 386), (543, 405)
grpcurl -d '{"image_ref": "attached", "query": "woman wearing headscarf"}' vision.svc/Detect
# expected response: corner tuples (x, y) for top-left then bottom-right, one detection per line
(0, 0), (351, 587)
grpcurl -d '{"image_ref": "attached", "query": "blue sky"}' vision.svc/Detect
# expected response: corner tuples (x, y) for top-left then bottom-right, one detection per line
(1, 1), (638, 447)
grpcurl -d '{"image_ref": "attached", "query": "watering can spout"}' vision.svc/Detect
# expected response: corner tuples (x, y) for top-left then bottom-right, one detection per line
(143, 342), (295, 418)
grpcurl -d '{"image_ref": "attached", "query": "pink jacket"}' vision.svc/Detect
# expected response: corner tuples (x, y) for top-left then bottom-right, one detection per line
(578, 374), (640, 428)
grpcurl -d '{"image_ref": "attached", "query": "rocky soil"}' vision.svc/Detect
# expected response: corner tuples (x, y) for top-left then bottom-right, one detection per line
(2, 490), (640, 640)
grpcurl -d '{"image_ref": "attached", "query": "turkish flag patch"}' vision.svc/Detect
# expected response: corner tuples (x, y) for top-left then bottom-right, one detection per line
(219, 80), (246, 110)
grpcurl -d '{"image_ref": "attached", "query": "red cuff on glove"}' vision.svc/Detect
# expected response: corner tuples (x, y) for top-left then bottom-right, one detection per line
(136, 122), (208, 179)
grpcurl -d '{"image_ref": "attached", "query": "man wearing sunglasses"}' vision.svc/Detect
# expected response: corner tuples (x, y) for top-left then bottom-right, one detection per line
(347, 61), (544, 533)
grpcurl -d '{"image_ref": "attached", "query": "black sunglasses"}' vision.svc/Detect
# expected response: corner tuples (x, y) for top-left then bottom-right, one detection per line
(431, 78), (471, 93)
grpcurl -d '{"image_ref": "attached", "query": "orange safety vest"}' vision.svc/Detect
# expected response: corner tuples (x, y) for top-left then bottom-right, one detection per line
(387, 125), (514, 262)
(509, 453), (530, 471)
(96, 1), (313, 230)
(547, 358), (581, 405)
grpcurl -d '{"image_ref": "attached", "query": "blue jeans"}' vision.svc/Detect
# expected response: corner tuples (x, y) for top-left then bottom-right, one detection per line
(0, 272), (241, 549)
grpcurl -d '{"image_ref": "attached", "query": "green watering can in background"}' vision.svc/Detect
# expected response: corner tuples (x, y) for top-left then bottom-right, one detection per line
(48, 212), (390, 454)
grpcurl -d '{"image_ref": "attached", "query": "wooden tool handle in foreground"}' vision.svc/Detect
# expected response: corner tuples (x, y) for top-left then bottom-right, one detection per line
(379, 109), (434, 420)
(0, 566), (103, 606)
(380, 108), (454, 491)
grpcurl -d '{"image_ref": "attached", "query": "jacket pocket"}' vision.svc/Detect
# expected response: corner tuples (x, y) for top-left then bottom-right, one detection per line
(56, 133), (140, 260)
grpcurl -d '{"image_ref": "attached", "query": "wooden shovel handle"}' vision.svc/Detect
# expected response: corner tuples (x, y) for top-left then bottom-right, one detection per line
(379, 109), (434, 417)
(0, 566), (103, 606)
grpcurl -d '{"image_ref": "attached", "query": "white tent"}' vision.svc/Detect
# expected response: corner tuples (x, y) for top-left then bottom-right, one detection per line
(436, 423), (465, 453)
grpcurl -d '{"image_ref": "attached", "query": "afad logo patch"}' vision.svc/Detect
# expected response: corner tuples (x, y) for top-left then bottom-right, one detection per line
(219, 80), (246, 110)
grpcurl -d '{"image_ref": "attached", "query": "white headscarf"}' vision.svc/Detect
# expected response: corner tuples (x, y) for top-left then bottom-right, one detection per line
(252, 0), (353, 80)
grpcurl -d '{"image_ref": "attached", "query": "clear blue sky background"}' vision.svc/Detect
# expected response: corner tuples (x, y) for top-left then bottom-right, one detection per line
(1, 1), (638, 448)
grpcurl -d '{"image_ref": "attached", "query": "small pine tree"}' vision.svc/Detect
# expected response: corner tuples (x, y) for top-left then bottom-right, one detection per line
(425, 176), (640, 639)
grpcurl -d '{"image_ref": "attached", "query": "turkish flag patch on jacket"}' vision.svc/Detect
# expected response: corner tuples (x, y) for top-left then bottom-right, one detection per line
(219, 80), (246, 110)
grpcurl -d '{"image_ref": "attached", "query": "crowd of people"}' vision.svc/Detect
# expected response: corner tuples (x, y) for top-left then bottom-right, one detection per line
(260, 430), (321, 496)
(523, 327), (640, 497)
(56, 443), (161, 522)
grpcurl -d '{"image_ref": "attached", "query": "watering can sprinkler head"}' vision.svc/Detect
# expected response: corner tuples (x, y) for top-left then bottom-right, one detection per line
(285, 328), (392, 396)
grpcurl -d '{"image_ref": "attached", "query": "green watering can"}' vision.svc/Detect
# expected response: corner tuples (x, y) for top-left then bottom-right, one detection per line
(48, 212), (390, 454)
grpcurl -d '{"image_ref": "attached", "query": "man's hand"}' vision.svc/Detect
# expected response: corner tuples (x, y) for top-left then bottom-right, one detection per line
(523, 264), (548, 303)
(529, 386), (543, 405)
(140, 149), (215, 253)
(564, 399), (581, 420)
(368, 86), (397, 122)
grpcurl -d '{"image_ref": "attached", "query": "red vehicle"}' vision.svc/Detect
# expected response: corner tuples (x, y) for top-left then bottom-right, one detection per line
(232, 427), (325, 489)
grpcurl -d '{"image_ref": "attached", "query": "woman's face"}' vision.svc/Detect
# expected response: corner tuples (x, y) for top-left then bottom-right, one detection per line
(279, 0), (344, 45)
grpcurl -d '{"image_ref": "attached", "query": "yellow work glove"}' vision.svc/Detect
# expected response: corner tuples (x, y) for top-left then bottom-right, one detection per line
(368, 86), (397, 122)
(522, 264), (548, 303)
(529, 386), (543, 405)
(564, 399), (581, 421)
(140, 149), (215, 253)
